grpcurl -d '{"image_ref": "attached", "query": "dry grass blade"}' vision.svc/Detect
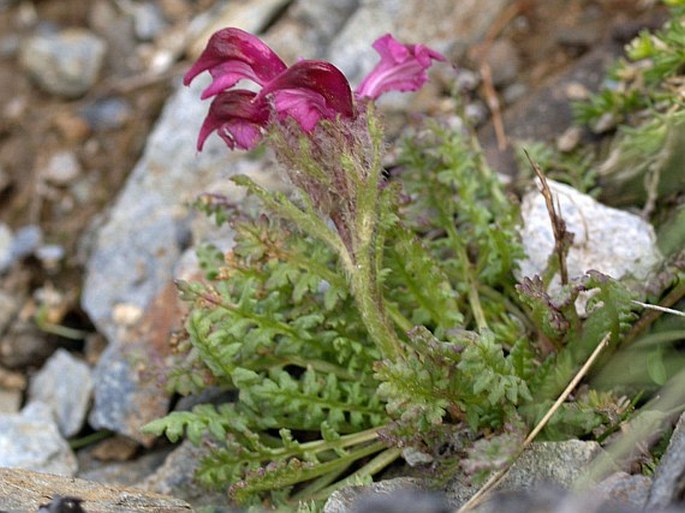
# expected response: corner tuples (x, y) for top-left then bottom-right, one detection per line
(632, 300), (685, 318)
(457, 332), (612, 512)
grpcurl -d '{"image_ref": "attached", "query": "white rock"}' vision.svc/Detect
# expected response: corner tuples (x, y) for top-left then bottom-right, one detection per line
(517, 180), (662, 293)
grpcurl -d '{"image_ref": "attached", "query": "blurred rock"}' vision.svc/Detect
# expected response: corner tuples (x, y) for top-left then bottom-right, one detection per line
(499, 440), (605, 489)
(78, 448), (171, 488)
(36, 243), (66, 271)
(81, 97), (134, 131)
(595, 471), (651, 509)
(28, 348), (93, 437)
(479, 42), (623, 177)
(0, 223), (13, 273)
(324, 477), (429, 513)
(647, 410), (685, 509)
(473, 487), (653, 513)
(42, 150), (82, 186)
(131, 2), (168, 42)
(264, 0), (359, 61)
(445, 440), (607, 506)
(188, 0), (291, 58)
(481, 39), (521, 87)
(10, 224), (42, 261)
(142, 439), (226, 509)
(351, 489), (450, 513)
(0, 322), (53, 369)
(0, 401), (77, 476)
(517, 180), (663, 298)
(0, 467), (193, 513)
(19, 28), (107, 98)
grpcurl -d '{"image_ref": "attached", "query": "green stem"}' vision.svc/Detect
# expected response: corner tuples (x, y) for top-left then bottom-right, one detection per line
(456, 243), (488, 332)
(312, 447), (403, 500)
(351, 266), (404, 361)
(345, 106), (405, 361)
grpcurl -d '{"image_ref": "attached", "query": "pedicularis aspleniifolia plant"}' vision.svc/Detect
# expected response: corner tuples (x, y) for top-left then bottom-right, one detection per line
(144, 28), (639, 509)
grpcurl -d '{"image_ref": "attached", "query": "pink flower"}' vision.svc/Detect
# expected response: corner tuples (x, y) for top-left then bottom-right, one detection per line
(355, 34), (446, 100)
(196, 90), (269, 151)
(257, 60), (354, 131)
(183, 27), (287, 100)
(185, 29), (445, 151)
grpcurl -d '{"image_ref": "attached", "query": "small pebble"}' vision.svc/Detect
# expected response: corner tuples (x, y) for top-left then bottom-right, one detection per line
(502, 82), (528, 105)
(565, 81), (590, 100)
(19, 28), (107, 98)
(132, 1), (167, 42)
(112, 302), (143, 326)
(10, 224), (42, 260)
(81, 97), (133, 131)
(36, 244), (66, 271)
(43, 150), (82, 186)
(557, 126), (583, 153)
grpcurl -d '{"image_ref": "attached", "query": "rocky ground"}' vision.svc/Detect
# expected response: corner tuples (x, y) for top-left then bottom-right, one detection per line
(0, 0), (683, 512)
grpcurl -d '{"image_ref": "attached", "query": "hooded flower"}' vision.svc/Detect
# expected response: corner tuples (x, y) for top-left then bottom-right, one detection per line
(186, 29), (445, 151)
(196, 90), (269, 151)
(183, 27), (287, 99)
(257, 60), (354, 131)
(355, 34), (446, 100)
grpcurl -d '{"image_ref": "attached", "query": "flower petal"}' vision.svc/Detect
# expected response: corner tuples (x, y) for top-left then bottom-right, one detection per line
(184, 27), (287, 98)
(257, 60), (354, 130)
(197, 89), (269, 151)
(355, 34), (445, 100)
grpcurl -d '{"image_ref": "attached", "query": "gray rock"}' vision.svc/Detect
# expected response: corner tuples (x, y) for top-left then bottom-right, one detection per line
(445, 440), (605, 507)
(517, 180), (663, 299)
(0, 467), (193, 513)
(131, 2), (167, 42)
(10, 224), (42, 261)
(0, 322), (53, 369)
(78, 449), (172, 487)
(28, 348), (93, 437)
(351, 489), (449, 513)
(473, 487), (651, 513)
(81, 97), (133, 131)
(188, 0), (292, 58)
(19, 28), (107, 98)
(35, 243), (66, 271)
(595, 471), (651, 509)
(264, 0), (359, 62)
(501, 440), (604, 490)
(0, 401), (77, 476)
(42, 150), (82, 186)
(141, 440), (227, 509)
(324, 477), (429, 513)
(646, 410), (685, 509)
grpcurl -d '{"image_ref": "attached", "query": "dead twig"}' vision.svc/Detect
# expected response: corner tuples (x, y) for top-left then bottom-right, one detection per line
(524, 149), (571, 285)
(480, 62), (508, 150)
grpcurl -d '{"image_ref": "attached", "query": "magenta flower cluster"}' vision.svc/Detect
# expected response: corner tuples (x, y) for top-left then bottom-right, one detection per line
(184, 28), (445, 151)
